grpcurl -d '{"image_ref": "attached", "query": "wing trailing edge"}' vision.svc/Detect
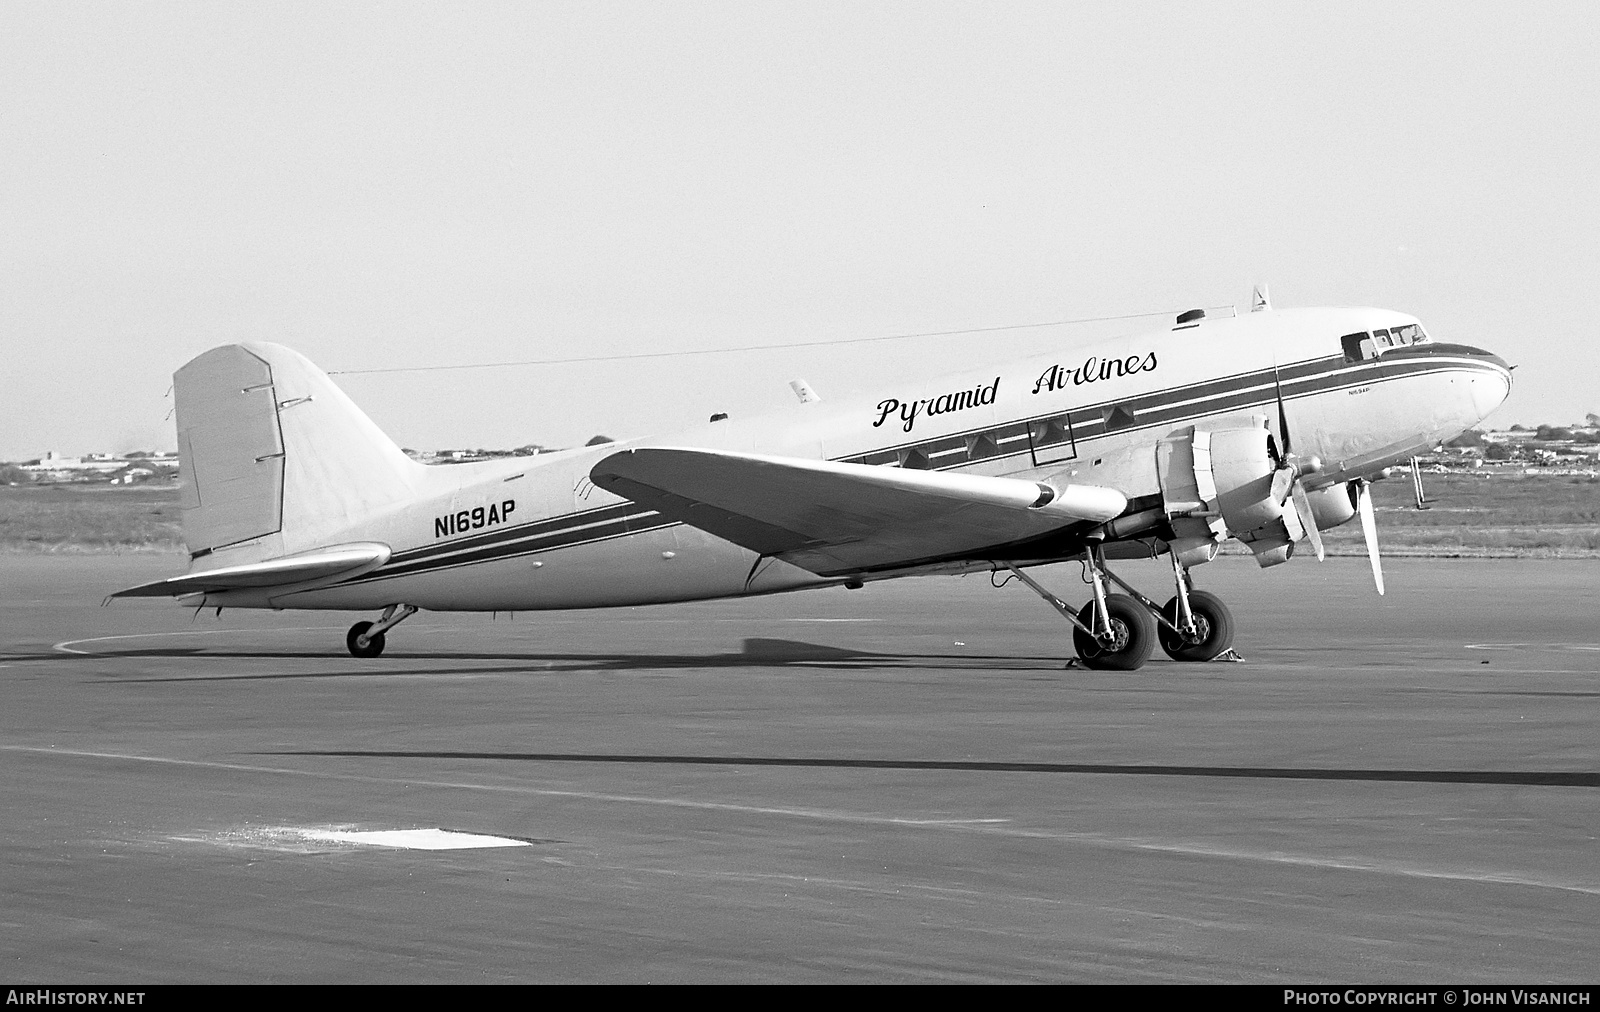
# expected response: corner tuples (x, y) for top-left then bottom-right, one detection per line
(591, 447), (1125, 576)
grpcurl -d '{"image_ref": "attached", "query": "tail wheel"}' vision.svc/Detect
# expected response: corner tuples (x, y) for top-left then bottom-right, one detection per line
(1072, 594), (1156, 671)
(1158, 590), (1235, 662)
(346, 621), (386, 658)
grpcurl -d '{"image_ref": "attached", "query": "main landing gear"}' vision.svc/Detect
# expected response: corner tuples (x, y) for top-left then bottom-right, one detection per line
(346, 603), (417, 658)
(1003, 547), (1237, 671)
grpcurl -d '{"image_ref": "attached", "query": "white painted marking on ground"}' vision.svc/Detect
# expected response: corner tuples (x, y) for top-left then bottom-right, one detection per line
(781, 618), (880, 623)
(52, 625), (452, 655)
(10, 744), (1599, 897)
(303, 828), (530, 849)
(53, 627), (348, 655)
(1465, 642), (1600, 652)
(1111, 838), (1600, 895)
(169, 825), (531, 852)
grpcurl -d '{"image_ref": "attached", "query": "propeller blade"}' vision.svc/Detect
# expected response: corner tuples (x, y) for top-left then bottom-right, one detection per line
(1291, 482), (1324, 561)
(1356, 480), (1385, 595)
(1272, 367), (1292, 460)
(1271, 465), (1295, 506)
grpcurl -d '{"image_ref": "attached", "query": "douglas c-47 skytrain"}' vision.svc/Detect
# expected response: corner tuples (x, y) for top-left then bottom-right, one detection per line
(113, 290), (1512, 670)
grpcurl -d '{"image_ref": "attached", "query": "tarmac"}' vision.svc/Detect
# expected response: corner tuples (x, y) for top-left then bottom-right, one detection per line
(2, 553), (1597, 982)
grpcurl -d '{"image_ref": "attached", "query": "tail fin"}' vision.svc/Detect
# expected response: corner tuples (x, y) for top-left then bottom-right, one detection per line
(174, 342), (422, 556)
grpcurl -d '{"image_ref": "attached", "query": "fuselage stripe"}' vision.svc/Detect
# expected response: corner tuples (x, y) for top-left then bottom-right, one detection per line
(341, 352), (1499, 586)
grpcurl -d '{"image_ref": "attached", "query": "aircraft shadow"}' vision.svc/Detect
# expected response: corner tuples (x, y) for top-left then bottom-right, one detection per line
(82, 638), (1074, 683)
(263, 749), (1600, 788)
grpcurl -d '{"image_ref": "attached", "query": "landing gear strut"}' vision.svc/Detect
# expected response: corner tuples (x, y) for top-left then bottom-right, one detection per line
(346, 603), (417, 658)
(1156, 553), (1236, 662)
(1071, 594), (1156, 671)
(1004, 547), (1155, 671)
(1004, 545), (1238, 669)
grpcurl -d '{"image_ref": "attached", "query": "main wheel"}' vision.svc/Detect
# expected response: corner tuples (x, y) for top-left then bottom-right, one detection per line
(1072, 594), (1156, 671)
(346, 621), (386, 658)
(1158, 590), (1235, 662)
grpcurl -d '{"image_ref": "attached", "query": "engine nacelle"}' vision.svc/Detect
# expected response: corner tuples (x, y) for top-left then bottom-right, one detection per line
(1304, 482), (1357, 532)
(1158, 421), (1305, 568)
(1205, 427), (1306, 566)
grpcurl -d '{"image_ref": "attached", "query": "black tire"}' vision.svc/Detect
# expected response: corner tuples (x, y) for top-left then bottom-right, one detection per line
(1072, 594), (1156, 671)
(1158, 590), (1235, 662)
(346, 621), (386, 658)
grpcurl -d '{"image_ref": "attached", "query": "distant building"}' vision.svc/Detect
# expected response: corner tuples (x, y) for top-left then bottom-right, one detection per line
(20, 451), (124, 474)
(1480, 430), (1539, 444)
(17, 451), (176, 481)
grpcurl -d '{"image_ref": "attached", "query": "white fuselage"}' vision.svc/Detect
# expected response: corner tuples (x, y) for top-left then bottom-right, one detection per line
(204, 307), (1510, 612)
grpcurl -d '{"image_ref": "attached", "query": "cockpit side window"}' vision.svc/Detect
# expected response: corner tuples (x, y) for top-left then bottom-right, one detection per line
(1372, 328), (1392, 348)
(1392, 323), (1424, 345)
(1341, 332), (1377, 363)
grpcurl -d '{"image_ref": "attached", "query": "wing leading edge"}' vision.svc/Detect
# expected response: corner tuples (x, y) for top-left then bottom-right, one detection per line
(109, 542), (391, 599)
(590, 447), (1126, 576)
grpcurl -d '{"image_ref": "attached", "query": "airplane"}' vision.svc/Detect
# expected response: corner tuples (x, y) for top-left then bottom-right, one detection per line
(111, 289), (1512, 670)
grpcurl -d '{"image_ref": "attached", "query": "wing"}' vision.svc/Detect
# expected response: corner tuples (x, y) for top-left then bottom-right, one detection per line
(590, 447), (1126, 576)
(109, 542), (391, 598)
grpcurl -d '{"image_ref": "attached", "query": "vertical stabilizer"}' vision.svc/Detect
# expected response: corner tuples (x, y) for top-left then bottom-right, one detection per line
(173, 342), (424, 556)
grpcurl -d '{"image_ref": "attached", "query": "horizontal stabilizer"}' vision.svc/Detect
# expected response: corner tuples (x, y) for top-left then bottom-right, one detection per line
(591, 447), (1125, 576)
(109, 543), (391, 599)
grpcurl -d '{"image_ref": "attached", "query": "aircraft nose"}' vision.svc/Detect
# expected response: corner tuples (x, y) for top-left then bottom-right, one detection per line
(1469, 354), (1512, 421)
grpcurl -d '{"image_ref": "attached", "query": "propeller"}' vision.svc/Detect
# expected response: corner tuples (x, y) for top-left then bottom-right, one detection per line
(1269, 368), (1325, 561)
(1269, 359), (1384, 593)
(1290, 481), (1325, 562)
(1355, 478), (1385, 595)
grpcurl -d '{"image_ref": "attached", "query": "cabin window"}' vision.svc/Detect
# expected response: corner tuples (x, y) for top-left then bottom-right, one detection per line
(964, 432), (999, 461)
(1030, 416), (1071, 447)
(1101, 403), (1137, 432)
(896, 446), (930, 470)
(844, 448), (898, 467)
(1341, 332), (1377, 363)
(1027, 415), (1077, 466)
(991, 421), (1032, 457)
(925, 438), (968, 466)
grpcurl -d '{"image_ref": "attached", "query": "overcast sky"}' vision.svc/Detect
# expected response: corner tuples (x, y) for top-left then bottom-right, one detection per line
(2, 1), (1595, 459)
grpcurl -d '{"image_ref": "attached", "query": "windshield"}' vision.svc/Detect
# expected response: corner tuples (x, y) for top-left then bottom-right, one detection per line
(1341, 323), (1431, 362)
(1341, 332), (1377, 362)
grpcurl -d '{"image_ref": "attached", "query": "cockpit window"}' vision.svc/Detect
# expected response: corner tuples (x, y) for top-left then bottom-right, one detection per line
(1341, 332), (1377, 363)
(1343, 324), (1432, 361)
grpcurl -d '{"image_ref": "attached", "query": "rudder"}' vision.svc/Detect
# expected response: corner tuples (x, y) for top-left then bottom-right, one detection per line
(174, 346), (285, 552)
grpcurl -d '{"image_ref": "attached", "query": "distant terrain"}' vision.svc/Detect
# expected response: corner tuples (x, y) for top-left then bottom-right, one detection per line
(0, 484), (183, 552)
(1291, 471), (1600, 558)
(0, 483), (183, 554)
(2, 471), (1596, 557)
